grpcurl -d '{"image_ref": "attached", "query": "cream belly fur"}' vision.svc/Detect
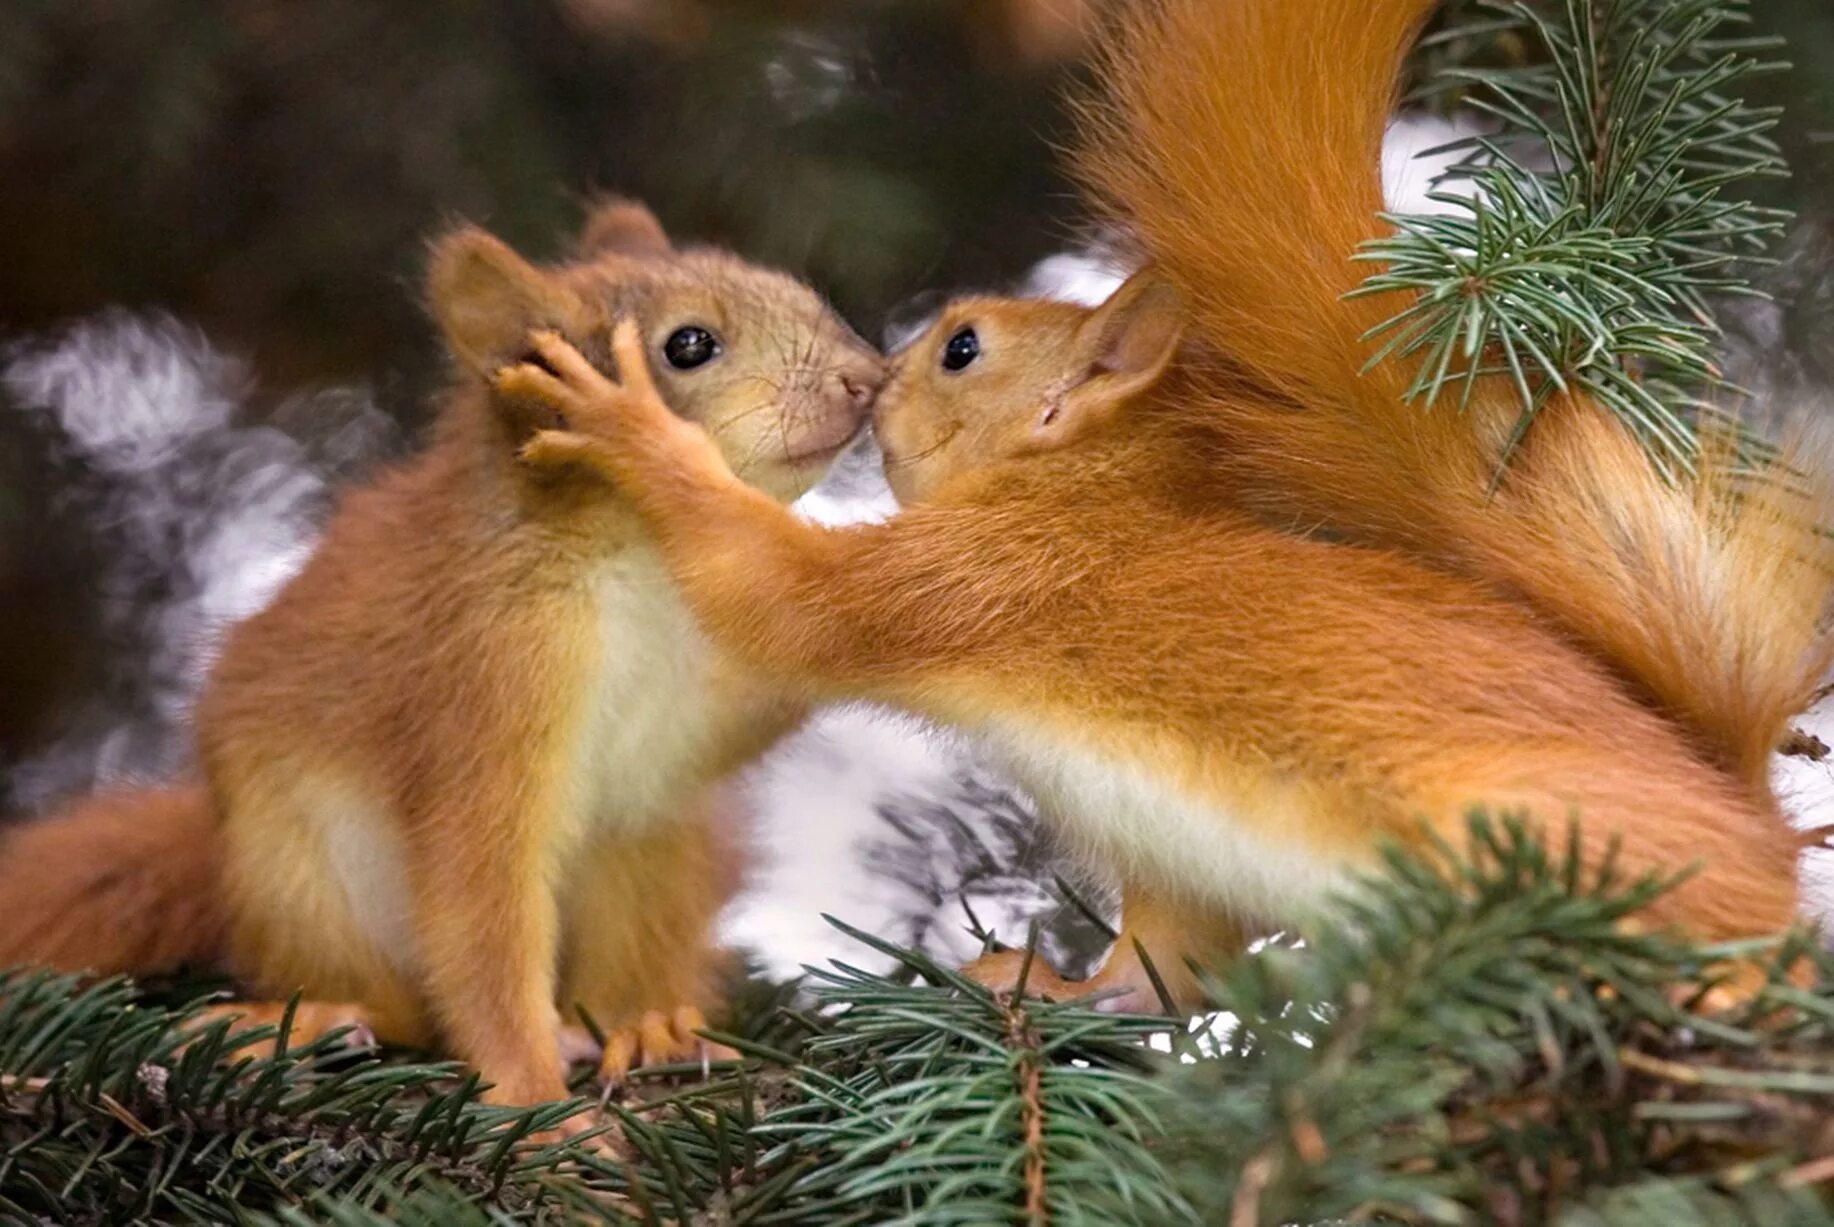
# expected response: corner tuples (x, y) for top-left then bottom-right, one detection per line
(290, 548), (786, 961)
(315, 781), (417, 966)
(976, 719), (1352, 922)
(216, 763), (423, 1003)
(564, 547), (785, 832)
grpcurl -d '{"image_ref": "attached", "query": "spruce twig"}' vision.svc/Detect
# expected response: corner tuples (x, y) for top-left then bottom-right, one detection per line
(1357, 0), (1789, 477)
(1158, 817), (1834, 1225)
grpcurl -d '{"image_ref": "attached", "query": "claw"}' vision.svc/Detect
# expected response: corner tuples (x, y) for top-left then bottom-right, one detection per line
(595, 1006), (739, 1086)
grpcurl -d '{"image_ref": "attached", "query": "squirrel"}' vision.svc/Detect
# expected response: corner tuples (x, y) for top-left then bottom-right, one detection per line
(492, 0), (1834, 1009)
(1070, 0), (1833, 800)
(0, 199), (881, 1124)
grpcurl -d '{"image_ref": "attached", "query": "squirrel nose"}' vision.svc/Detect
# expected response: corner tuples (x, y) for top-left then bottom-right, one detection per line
(837, 365), (883, 415)
(841, 374), (874, 409)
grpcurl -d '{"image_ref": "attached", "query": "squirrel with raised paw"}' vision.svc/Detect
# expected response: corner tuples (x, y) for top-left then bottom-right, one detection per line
(497, 0), (1833, 1012)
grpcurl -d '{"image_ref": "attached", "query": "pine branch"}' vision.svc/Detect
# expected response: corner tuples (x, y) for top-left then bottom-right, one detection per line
(1156, 817), (1834, 1225)
(8, 822), (1834, 1224)
(739, 920), (1193, 1225)
(0, 973), (626, 1224)
(1362, 0), (1790, 477)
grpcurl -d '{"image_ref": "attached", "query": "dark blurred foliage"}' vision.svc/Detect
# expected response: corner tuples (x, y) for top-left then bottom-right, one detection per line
(0, 0), (1093, 393)
(0, 0), (1829, 796)
(1746, 0), (1834, 392)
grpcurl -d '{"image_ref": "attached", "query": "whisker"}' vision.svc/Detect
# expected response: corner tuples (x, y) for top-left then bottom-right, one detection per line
(707, 399), (780, 436)
(882, 423), (962, 469)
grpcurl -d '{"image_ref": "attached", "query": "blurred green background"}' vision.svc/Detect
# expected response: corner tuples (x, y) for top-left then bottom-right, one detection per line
(0, 0), (1830, 801)
(0, 0), (1101, 393)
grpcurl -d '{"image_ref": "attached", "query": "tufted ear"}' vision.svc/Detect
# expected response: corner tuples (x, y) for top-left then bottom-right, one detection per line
(427, 227), (580, 374)
(578, 197), (674, 259)
(1029, 268), (1185, 450)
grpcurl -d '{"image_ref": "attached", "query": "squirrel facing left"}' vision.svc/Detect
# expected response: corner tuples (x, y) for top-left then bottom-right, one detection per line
(0, 200), (881, 1130)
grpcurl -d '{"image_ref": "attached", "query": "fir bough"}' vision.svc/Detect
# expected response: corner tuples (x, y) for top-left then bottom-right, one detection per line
(0, 972), (623, 1223)
(1357, 0), (1791, 476)
(5, 825), (1834, 1223)
(1155, 819), (1834, 1225)
(741, 921), (1190, 1225)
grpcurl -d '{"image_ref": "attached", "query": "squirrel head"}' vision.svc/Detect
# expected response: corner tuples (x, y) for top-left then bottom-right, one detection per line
(873, 269), (1184, 503)
(427, 198), (882, 503)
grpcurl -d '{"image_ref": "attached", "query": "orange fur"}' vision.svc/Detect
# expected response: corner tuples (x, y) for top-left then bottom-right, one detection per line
(964, 882), (1244, 1010)
(1073, 0), (1834, 793)
(503, 308), (1804, 1011)
(0, 201), (879, 1118)
(0, 786), (222, 977)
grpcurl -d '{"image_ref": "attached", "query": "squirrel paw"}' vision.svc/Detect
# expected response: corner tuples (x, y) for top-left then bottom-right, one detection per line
(185, 999), (377, 1058)
(524, 1105), (628, 1161)
(962, 949), (1082, 1000)
(1670, 956), (1809, 1018)
(961, 948), (1156, 1013)
(596, 1006), (738, 1085)
(497, 322), (727, 483)
(494, 322), (673, 440)
(517, 429), (608, 472)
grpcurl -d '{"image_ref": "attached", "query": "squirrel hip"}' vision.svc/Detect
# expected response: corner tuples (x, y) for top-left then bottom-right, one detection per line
(1073, 0), (1834, 795)
(1, 199), (881, 1117)
(502, 288), (1804, 1011)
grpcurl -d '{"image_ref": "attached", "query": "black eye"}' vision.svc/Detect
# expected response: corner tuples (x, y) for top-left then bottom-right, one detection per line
(941, 326), (979, 372)
(664, 325), (720, 370)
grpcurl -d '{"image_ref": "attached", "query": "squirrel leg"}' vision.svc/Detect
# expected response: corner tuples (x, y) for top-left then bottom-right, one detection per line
(185, 999), (387, 1057)
(401, 788), (573, 1112)
(963, 884), (1250, 1013)
(1411, 773), (1806, 1012)
(405, 793), (628, 1155)
(559, 790), (743, 1087)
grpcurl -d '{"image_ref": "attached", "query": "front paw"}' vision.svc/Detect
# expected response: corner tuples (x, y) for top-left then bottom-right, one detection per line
(495, 322), (666, 437)
(517, 428), (606, 473)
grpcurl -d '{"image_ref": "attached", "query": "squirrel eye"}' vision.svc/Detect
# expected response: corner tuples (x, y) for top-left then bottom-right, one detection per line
(663, 325), (720, 370)
(941, 326), (980, 373)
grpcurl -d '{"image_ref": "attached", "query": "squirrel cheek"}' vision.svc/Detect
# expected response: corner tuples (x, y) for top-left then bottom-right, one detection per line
(1035, 402), (1063, 435)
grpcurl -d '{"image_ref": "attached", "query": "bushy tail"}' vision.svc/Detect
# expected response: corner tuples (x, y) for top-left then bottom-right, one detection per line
(0, 785), (225, 976)
(1075, 0), (1834, 792)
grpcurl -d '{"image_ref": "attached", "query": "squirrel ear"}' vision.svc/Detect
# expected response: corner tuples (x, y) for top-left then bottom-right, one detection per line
(1079, 268), (1184, 388)
(427, 227), (579, 373)
(578, 197), (673, 259)
(1035, 269), (1184, 448)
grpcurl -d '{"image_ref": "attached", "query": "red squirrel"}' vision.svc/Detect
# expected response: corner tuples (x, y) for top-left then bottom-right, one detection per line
(0, 200), (881, 1126)
(492, 0), (1832, 1008)
(1071, 0), (1832, 799)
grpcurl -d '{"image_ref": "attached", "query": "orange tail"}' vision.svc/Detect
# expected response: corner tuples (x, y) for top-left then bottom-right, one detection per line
(1076, 0), (1834, 793)
(0, 784), (225, 976)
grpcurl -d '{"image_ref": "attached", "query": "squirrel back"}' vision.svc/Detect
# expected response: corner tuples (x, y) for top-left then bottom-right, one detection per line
(1074, 0), (1834, 793)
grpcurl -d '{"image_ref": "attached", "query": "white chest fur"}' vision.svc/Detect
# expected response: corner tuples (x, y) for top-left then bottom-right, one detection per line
(976, 719), (1348, 924)
(566, 547), (776, 831)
